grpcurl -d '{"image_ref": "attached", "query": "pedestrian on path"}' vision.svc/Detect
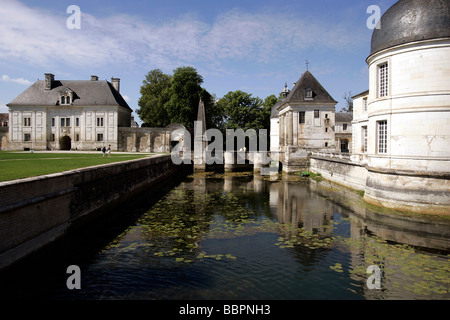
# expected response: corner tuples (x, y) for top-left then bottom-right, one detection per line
(102, 146), (106, 157)
(107, 145), (111, 157)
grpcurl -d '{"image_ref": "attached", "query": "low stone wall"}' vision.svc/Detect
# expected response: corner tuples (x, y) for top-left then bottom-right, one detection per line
(309, 153), (367, 191)
(0, 155), (187, 270)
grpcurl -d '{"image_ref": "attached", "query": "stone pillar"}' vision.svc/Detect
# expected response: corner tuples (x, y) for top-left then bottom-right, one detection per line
(287, 111), (293, 146)
(253, 152), (262, 173)
(194, 99), (207, 172)
(279, 114), (285, 147)
(132, 132), (137, 152)
(224, 151), (235, 172)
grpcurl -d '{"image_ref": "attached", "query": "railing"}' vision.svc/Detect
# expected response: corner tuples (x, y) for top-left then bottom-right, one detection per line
(310, 151), (351, 161)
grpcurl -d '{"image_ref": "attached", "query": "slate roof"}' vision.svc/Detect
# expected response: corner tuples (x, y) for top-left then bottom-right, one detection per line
(335, 112), (353, 123)
(370, 0), (450, 56)
(271, 71), (337, 118)
(283, 71), (337, 105)
(7, 79), (131, 111)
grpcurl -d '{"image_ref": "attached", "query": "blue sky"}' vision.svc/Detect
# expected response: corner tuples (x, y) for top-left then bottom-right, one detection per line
(0, 0), (397, 124)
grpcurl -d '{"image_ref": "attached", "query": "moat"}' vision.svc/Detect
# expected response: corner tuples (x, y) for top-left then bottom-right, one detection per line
(0, 171), (449, 300)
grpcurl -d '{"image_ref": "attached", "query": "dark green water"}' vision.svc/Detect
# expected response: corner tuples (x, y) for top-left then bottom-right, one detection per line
(0, 172), (449, 300)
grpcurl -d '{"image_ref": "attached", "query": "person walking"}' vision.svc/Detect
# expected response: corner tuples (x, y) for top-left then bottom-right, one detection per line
(102, 146), (106, 157)
(107, 145), (111, 157)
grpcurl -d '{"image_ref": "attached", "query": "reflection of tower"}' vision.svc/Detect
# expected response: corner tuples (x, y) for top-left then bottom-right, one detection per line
(194, 98), (207, 172)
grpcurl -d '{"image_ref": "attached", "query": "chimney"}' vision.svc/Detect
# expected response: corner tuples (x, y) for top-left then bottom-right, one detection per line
(91, 75), (99, 81)
(44, 73), (54, 90)
(111, 77), (120, 92)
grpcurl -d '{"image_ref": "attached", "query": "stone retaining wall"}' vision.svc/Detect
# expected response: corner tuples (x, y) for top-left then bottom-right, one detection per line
(0, 155), (186, 270)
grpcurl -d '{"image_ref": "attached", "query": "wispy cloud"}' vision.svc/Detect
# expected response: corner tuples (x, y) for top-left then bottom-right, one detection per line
(1, 74), (32, 85)
(0, 0), (366, 71)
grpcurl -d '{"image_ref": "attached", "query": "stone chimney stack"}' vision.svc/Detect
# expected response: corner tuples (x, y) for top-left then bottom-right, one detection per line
(91, 75), (99, 81)
(111, 78), (120, 92)
(44, 73), (54, 90)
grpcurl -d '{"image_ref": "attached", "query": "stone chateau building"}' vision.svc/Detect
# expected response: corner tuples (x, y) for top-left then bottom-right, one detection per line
(270, 70), (353, 171)
(349, 0), (450, 213)
(5, 73), (178, 152)
(303, 0), (450, 214)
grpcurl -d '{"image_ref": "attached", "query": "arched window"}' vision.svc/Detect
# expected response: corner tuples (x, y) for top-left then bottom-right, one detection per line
(61, 96), (66, 104)
(66, 96), (71, 104)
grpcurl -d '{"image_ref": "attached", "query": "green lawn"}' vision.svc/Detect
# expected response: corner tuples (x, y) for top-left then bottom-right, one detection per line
(0, 151), (154, 182)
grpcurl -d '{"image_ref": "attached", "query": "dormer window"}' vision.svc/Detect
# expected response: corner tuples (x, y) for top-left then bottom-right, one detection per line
(60, 88), (74, 105)
(305, 88), (314, 100)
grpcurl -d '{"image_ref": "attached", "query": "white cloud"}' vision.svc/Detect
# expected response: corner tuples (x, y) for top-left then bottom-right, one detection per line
(0, 1), (365, 71)
(1, 74), (32, 85)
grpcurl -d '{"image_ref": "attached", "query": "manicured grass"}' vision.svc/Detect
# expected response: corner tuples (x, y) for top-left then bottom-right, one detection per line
(0, 151), (153, 182)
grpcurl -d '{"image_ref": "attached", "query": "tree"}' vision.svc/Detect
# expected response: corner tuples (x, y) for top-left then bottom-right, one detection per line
(216, 90), (263, 131)
(342, 91), (353, 113)
(137, 69), (172, 127)
(165, 66), (204, 128)
(137, 67), (220, 129)
(261, 95), (279, 130)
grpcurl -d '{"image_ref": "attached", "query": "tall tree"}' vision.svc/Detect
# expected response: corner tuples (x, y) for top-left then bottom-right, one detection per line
(165, 66), (204, 128)
(137, 69), (172, 127)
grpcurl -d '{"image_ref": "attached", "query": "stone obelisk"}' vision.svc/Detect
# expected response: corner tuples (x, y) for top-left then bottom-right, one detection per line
(194, 98), (207, 172)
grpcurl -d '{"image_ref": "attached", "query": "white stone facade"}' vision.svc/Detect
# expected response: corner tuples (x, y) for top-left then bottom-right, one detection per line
(351, 39), (450, 214)
(6, 74), (132, 151)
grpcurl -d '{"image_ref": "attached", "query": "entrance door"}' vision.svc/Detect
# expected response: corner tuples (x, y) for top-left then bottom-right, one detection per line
(340, 139), (349, 153)
(60, 135), (72, 150)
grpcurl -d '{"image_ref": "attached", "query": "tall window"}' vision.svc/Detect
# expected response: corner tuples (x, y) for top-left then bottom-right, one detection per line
(343, 124), (348, 131)
(378, 63), (389, 97)
(97, 117), (104, 127)
(362, 126), (368, 153)
(314, 110), (320, 118)
(23, 117), (31, 127)
(377, 120), (387, 154)
(97, 133), (104, 142)
(52, 118), (55, 127)
(24, 133), (31, 142)
(75, 118), (80, 127)
(60, 118), (70, 127)
(299, 112), (306, 124)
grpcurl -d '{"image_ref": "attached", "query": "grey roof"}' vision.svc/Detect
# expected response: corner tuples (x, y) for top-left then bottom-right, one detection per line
(270, 100), (284, 118)
(272, 71), (337, 118)
(370, 0), (450, 56)
(335, 112), (353, 123)
(284, 71), (337, 105)
(7, 79), (131, 111)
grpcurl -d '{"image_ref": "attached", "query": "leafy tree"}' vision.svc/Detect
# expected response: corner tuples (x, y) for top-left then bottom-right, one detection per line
(165, 66), (204, 128)
(137, 69), (172, 127)
(216, 91), (278, 132)
(261, 94), (279, 130)
(217, 90), (264, 131)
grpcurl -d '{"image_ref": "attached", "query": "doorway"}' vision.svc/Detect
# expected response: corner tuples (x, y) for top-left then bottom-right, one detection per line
(60, 135), (72, 150)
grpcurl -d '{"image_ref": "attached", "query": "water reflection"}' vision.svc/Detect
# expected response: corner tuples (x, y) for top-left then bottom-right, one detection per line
(0, 172), (448, 300)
